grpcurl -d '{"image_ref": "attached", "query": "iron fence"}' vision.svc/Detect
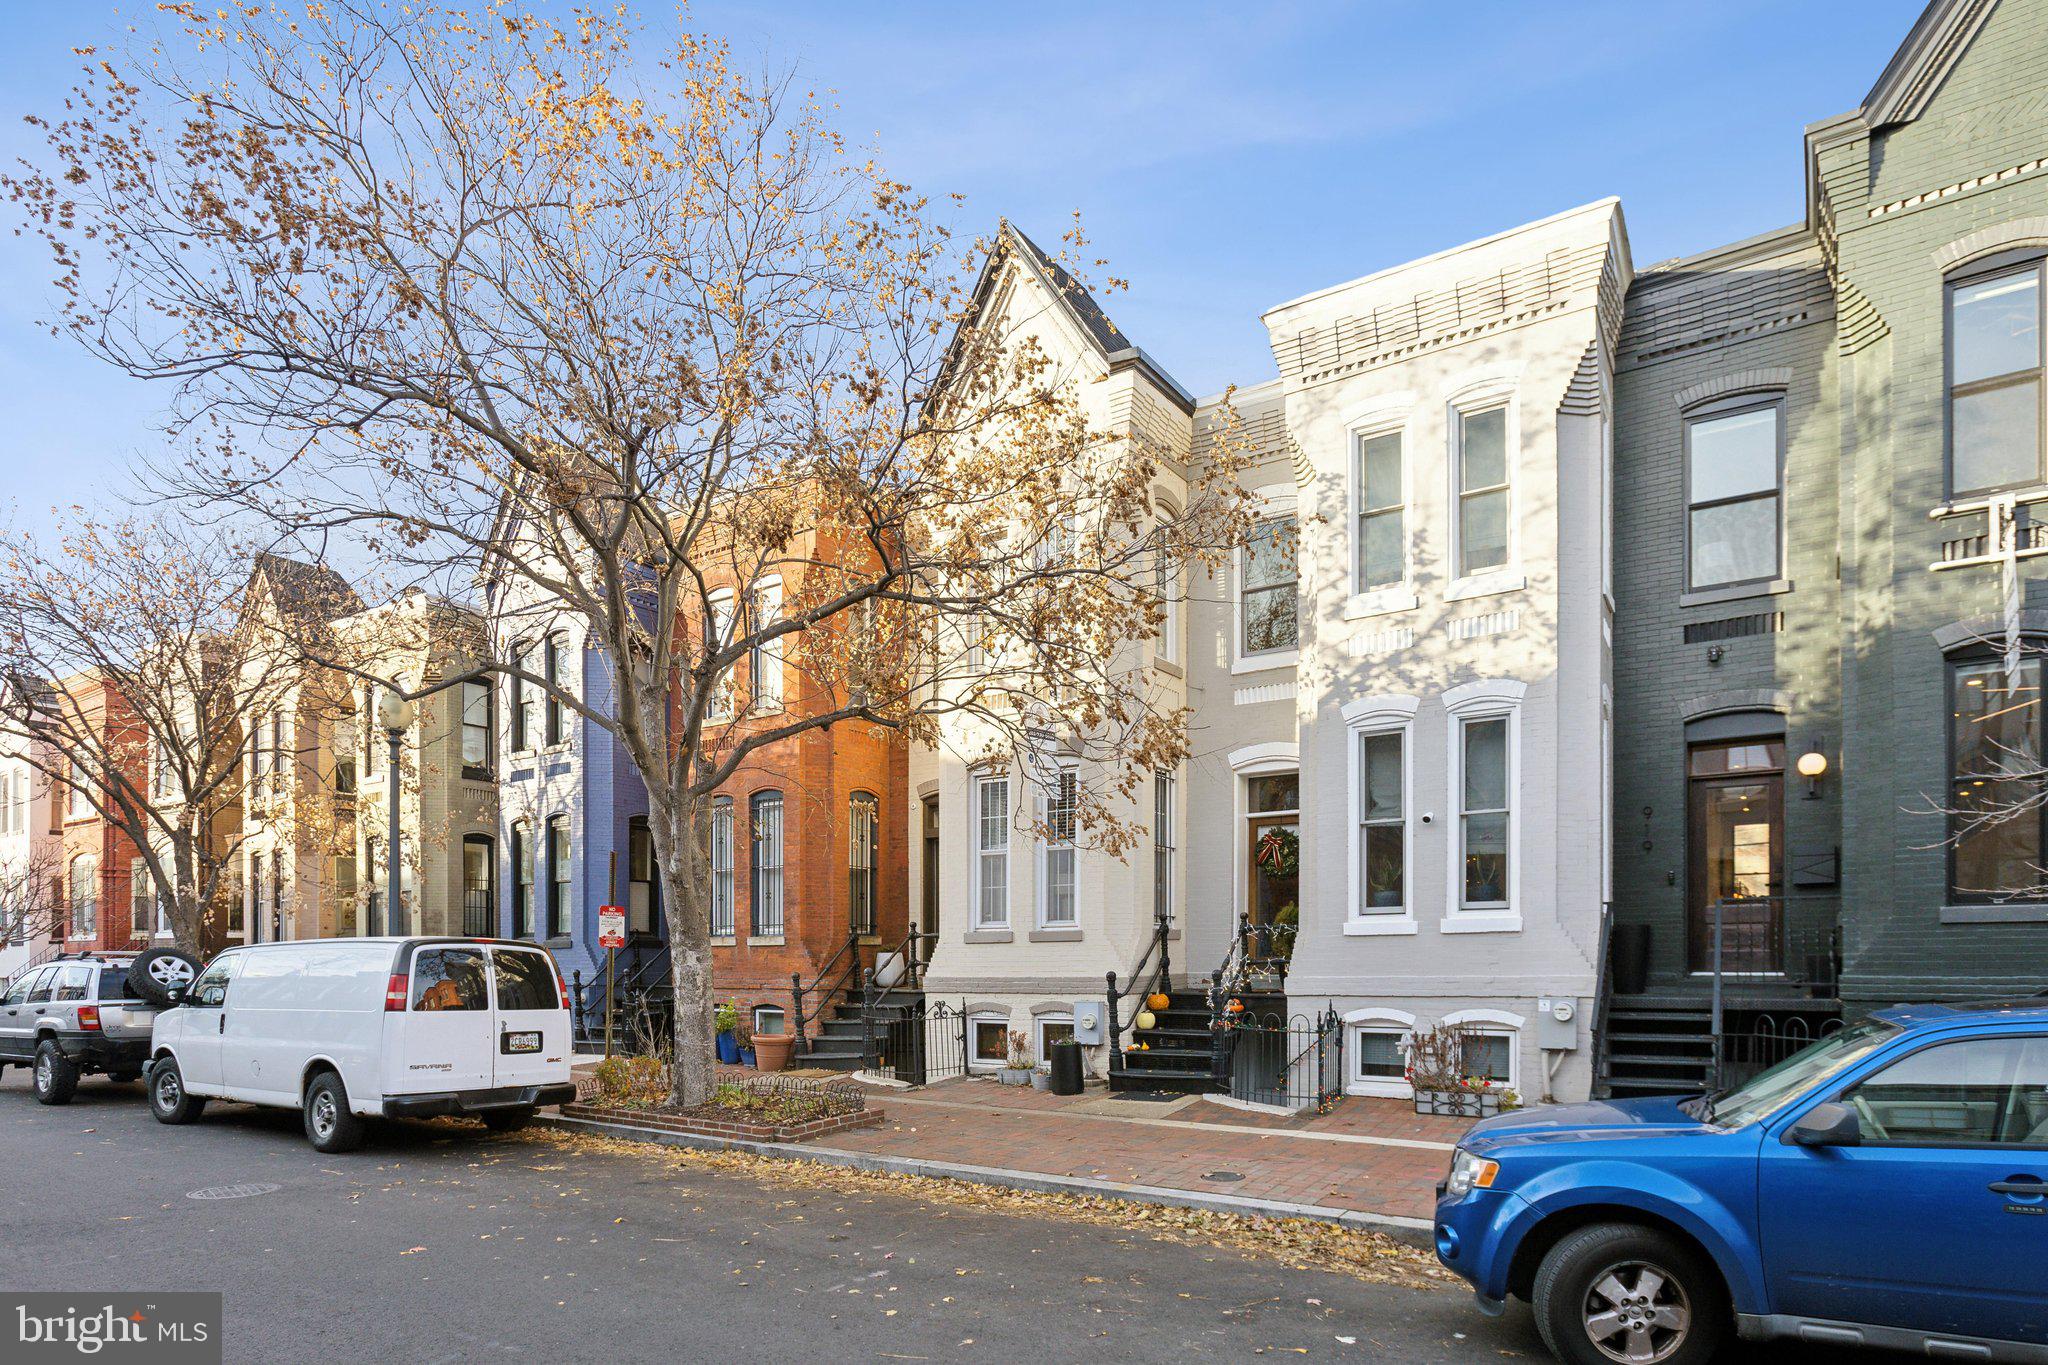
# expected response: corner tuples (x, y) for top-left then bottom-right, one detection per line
(1720, 1011), (1846, 1084)
(1217, 1006), (1343, 1113)
(867, 997), (971, 1086)
(461, 889), (493, 937)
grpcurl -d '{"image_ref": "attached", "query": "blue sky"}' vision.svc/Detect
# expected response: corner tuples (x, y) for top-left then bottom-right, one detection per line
(0, 0), (1926, 516)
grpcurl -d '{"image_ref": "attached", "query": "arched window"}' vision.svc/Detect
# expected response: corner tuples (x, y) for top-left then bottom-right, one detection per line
(750, 791), (784, 937)
(67, 853), (98, 939)
(848, 791), (879, 937)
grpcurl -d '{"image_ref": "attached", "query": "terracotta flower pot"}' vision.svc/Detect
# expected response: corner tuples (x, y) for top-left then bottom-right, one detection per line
(753, 1033), (796, 1072)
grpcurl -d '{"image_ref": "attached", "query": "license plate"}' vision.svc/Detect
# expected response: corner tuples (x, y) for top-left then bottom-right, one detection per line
(503, 1031), (541, 1054)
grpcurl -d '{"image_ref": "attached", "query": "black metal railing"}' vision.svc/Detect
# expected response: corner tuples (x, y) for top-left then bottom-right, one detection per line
(866, 997), (970, 1086)
(1706, 899), (1842, 1089)
(1103, 908), (1173, 1046)
(461, 889), (493, 937)
(1589, 900), (1615, 1098)
(1214, 1005), (1343, 1113)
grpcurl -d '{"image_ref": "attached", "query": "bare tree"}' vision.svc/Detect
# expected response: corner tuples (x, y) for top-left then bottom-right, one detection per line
(0, 516), (361, 953)
(7, 2), (1253, 1103)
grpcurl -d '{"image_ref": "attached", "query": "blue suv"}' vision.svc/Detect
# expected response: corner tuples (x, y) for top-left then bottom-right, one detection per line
(1434, 1000), (2048, 1364)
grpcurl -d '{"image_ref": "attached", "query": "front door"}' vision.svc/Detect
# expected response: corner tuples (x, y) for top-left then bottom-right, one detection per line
(490, 946), (568, 1089)
(1759, 1032), (2048, 1343)
(390, 945), (494, 1095)
(1245, 772), (1299, 964)
(921, 796), (940, 939)
(1686, 739), (1783, 973)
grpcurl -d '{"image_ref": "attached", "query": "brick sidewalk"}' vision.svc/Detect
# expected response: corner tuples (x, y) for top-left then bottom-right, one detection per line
(820, 1077), (1466, 1224)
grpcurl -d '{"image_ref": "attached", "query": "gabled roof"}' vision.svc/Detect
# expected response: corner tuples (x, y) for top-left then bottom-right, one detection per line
(944, 222), (1195, 414)
(1803, 0), (1999, 225)
(248, 552), (361, 625)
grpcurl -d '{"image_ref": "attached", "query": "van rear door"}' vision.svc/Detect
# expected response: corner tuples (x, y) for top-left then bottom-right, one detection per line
(388, 945), (494, 1096)
(490, 946), (569, 1089)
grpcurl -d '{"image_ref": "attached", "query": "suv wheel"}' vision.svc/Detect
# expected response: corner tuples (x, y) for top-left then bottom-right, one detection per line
(303, 1072), (367, 1153)
(32, 1040), (79, 1106)
(1533, 1222), (1726, 1365)
(148, 1057), (207, 1125)
(127, 947), (204, 1008)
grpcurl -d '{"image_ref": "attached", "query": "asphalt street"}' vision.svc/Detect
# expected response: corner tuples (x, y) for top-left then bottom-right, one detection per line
(0, 1069), (1870, 1364)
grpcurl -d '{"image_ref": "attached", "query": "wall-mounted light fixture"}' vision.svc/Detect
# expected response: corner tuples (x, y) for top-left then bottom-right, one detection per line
(1796, 741), (1829, 800)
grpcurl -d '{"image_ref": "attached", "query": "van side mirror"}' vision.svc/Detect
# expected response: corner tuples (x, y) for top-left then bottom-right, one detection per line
(1787, 1101), (1862, 1148)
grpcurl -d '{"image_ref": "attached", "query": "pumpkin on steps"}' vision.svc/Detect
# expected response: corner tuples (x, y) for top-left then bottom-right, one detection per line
(1146, 992), (1171, 1012)
(1134, 1009), (1157, 1031)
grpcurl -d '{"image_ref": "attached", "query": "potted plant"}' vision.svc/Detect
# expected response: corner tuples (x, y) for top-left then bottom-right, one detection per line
(714, 1001), (740, 1065)
(734, 1019), (756, 1069)
(998, 1030), (1035, 1086)
(754, 1021), (796, 1073)
(1030, 1063), (1052, 1091)
(1406, 1023), (1521, 1118)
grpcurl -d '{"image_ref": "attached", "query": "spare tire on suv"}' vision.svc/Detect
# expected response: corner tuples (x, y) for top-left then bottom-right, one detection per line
(127, 947), (204, 1007)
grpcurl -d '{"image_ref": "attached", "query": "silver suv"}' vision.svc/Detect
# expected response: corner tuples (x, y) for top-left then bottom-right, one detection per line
(0, 953), (167, 1104)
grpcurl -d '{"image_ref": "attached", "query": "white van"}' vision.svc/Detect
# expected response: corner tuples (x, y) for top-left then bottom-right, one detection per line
(143, 937), (577, 1152)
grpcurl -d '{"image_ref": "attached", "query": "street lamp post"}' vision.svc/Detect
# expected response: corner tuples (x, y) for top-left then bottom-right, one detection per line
(373, 687), (417, 937)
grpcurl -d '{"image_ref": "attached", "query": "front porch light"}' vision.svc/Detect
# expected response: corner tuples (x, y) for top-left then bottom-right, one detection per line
(1796, 743), (1829, 799)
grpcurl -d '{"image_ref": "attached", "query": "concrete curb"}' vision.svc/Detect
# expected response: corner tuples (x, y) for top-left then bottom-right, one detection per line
(538, 1110), (1435, 1246)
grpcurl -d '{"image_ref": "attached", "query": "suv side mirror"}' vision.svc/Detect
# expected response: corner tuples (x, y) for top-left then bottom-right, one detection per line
(1787, 1101), (1862, 1148)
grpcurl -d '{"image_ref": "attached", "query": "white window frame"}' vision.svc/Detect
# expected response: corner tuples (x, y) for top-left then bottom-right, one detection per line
(706, 589), (737, 720)
(1342, 695), (1419, 936)
(1440, 1008), (1526, 1094)
(1446, 382), (1523, 601)
(1037, 763), (1078, 930)
(1350, 417), (1414, 609)
(1034, 1012), (1075, 1064)
(1343, 1006), (1417, 1098)
(1443, 679), (1524, 933)
(1152, 495), (1182, 668)
(709, 797), (735, 938)
(751, 1004), (787, 1037)
(748, 576), (784, 713)
(968, 1012), (1009, 1072)
(1230, 483), (1299, 675)
(974, 773), (1011, 929)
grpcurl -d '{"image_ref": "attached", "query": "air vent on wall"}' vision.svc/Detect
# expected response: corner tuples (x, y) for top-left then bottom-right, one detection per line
(1683, 611), (1783, 644)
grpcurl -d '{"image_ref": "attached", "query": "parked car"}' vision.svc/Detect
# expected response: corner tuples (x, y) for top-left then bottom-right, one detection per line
(144, 936), (578, 1153)
(0, 948), (202, 1104)
(1434, 999), (2048, 1364)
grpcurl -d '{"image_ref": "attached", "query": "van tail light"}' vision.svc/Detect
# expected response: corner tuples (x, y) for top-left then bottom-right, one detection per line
(76, 1005), (101, 1032)
(554, 966), (571, 1012)
(384, 973), (410, 1012)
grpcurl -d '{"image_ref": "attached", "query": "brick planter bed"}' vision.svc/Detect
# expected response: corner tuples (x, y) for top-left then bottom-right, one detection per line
(560, 1076), (883, 1145)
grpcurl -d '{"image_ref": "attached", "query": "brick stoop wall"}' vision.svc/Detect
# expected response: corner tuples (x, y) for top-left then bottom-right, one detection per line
(559, 1100), (884, 1145)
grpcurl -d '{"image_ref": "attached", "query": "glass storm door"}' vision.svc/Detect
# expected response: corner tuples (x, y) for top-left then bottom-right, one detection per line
(1687, 740), (1784, 973)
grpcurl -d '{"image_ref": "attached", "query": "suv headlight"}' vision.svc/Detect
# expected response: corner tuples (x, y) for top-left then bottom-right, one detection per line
(1443, 1148), (1500, 1201)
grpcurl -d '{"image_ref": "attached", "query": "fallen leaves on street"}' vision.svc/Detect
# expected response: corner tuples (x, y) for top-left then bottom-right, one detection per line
(508, 1126), (1455, 1290)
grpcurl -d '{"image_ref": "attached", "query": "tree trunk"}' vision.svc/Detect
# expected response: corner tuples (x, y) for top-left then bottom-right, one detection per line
(649, 789), (717, 1109)
(169, 832), (204, 956)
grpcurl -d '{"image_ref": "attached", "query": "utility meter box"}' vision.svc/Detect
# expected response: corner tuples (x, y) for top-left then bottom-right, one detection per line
(1536, 995), (1580, 1051)
(1071, 1000), (1106, 1045)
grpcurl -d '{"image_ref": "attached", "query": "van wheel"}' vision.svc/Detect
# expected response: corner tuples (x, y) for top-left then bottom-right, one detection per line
(148, 1058), (207, 1125)
(303, 1072), (367, 1153)
(1533, 1222), (1726, 1365)
(480, 1106), (534, 1133)
(33, 1040), (78, 1105)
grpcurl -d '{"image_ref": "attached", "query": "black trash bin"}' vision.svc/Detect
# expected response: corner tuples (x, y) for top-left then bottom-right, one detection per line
(1049, 1039), (1084, 1095)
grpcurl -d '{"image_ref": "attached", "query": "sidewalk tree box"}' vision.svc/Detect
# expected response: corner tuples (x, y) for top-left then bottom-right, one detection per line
(1413, 1088), (1508, 1119)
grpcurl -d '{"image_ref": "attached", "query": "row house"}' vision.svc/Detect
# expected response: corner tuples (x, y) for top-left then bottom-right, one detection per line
(50, 672), (149, 957)
(0, 731), (56, 979)
(1605, 0), (2048, 1091)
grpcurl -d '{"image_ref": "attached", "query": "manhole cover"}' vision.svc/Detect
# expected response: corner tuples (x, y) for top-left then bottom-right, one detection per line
(185, 1182), (281, 1201)
(1202, 1170), (1245, 1183)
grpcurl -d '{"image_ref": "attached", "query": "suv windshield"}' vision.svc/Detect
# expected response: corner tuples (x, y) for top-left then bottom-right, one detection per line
(1707, 1017), (1903, 1128)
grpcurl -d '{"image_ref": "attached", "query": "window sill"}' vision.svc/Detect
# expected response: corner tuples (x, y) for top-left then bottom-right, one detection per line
(1344, 915), (1418, 936)
(1444, 571), (1525, 603)
(544, 935), (573, 950)
(1151, 658), (1184, 679)
(1230, 648), (1299, 677)
(1028, 927), (1083, 943)
(1940, 902), (2048, 924)
(1439, 911), (1522, 935)
(747, 935), (785, 947)
(1679, 578), (1793, 609)
(1345, 1078), (1413, 1099)
(710, 935), (737, 946)
(963, 928), (1013, 944)
(1343, 586), (1419, 621)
